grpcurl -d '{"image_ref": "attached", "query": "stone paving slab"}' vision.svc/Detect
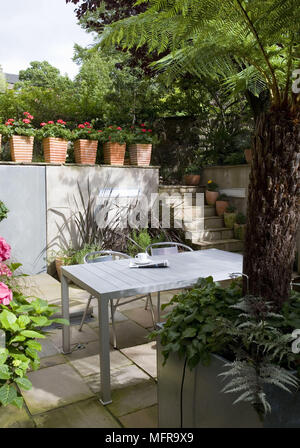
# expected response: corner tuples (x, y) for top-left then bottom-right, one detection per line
(48, 325), (98, 349)
(85, 364), (151, 394)
(0, 404), (35, 428)
(22, 363), (94, 415)
(34, 398), (121, 428)
(110, 320), (150, 349)
(120, 342), (157, 378)
(120, 405), (158, 428)
(66, 341), (132, 377)
(39, 354), (66, 370)
(107, 380), (157, 418)
(122, 306), (157, 329)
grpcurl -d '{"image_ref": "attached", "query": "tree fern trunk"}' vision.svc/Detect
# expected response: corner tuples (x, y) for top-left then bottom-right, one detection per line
(243, 110), (300, 308)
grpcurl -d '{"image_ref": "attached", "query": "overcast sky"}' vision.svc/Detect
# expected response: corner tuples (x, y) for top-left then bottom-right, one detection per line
(0, 0), (95, 79)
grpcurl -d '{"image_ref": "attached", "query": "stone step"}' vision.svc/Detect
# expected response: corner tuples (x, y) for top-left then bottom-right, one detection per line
(202, 227), (234, 242)
(192, 239), (244, 252)
(204, 216), (224, 229)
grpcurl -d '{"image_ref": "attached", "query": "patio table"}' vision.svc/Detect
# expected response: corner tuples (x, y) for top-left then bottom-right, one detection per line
(61, 248), (243, 405)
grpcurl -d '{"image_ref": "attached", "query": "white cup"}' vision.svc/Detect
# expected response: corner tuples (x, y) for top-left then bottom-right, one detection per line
(135, 252), (149, 262)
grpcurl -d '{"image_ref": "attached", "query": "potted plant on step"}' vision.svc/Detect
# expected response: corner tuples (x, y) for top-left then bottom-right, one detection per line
(128, 123), (154, 166)
(153, 277), (300, 428)
(5, 112), (36, 162)
(38, 119), (71, 164)
(234, 212), (247, 240)
(216, 193), (229, 216)
(205, 180), (219, 205)
(224, 205), (237, 229)
(72, 122), (100, 165)
(99, 126), (128, 165)
(183, 165), (201, 186)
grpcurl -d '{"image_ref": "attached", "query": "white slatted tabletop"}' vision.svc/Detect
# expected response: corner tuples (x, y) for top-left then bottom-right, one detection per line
(61, 249), (243, 405)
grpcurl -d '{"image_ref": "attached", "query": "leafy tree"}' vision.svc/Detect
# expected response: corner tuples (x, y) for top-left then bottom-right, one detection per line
(0, 66), (6, 93)
(99, 0), (300, 308)
(18, 61), (72, 89)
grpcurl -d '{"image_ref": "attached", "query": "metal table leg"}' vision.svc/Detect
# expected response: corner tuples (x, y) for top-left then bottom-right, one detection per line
(61, 273), (71, 354)
(97, 296), (112, 405)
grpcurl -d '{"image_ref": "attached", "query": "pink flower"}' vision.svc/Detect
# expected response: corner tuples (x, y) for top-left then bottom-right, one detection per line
(40, 122), (47, 127)
(0, 281), (13, 306)
(7, 118), (14, 122)
(141, 129), (146, 132)
(23, 112), (30, 116)
(78, 124), (85, 129)
(141, 123), (146, 127)
(57, 119), (66, 125)
(0, 263), (12, 277)
(23, 119), (30, 124)
(48, 121), (54, 125)
(147, 129), (152, 132)
(84, 122), (90, 126)
(117, 127), (122, 130)
(0, 238), (11, 262)
(98, 130), (103, 133)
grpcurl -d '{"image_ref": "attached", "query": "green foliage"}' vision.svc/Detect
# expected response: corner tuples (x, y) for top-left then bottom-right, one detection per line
(36, 120), (72, 140)
(0, 201), (9, 222)
(236, 212), (247, 225)
(0, 67), (6, 93)
(225, 205), (236, 213)
(53, 243), (102, 266)
(4, 113), (36, 138)
(72, 122), (101, 141)
(150, 277), (242, 369)
(206, 180), (219, 192)
(126, 229), (165, 257)
(217, 194), (229, 201)
(127, 123), (154, 144)
(0, 265), (69, 408)
(184, 164), (201, 175)
(98, 125), (129, 144)
(218, 296), (300, 418)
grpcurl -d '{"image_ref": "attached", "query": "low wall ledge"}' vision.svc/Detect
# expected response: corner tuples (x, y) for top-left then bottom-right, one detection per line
(0, 162), (160, 169)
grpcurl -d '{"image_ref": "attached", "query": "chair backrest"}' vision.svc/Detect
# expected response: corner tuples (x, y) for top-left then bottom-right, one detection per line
(84, 250), (130, 264)
(145, 242), (193, 257)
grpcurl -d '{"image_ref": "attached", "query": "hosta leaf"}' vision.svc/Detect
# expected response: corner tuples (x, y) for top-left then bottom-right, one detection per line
(0, 310), (17, 330)
(9, 335), (26, 344)
(51, 318), (69, 326)
(20, 330), (45, 339)
(0, 348), (8, 365)
(30, 316), (50, 327)
(0, 384), (17, 406)
(17, 315), (31, 328)
(15, 377), (32, 391)
(0, 365), (11, 380)
(25, 340), (42, 351)
(11, 396), (23, 409)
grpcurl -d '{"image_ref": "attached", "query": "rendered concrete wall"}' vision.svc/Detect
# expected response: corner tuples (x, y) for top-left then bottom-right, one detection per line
(46, 165), (160, 258)
(0, 163), (159, 275)
(0, 165), (47, 275)
(202, 164), (250, 215)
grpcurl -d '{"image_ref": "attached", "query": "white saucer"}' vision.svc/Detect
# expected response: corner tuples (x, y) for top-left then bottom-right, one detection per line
(131, 259), (151, 266)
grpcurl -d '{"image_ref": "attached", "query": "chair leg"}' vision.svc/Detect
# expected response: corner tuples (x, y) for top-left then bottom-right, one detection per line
(147, 294), (156, 328)
(79, 295), (93, 332)
(110, 300), (117, 349)
(145, 295), (149, 310)
(157, 291), (161, 323)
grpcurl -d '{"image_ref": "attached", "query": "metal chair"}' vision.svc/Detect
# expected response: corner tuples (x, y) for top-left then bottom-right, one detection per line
(144, 242), (193, 322)
(78, 250), (156, 349)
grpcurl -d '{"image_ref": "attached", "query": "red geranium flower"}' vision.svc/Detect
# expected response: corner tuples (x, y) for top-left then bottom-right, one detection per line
(40, 122), (47, 127)
(23, 119), (31, 124)
(48, 121), (54, 124)
(98, 130), (103, 133)
(141, 123), (146, 127)
(141, 129), (147, 132)
(84, 122), (90, 126)
(147, 129), (152, 132)
(78, 124), (85, 129)
(117, 127), (122, 130)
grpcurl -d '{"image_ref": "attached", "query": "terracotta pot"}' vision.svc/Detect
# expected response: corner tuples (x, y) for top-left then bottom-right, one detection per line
(244, 149), (252, 164)
(103, 142), (126, 165)
(74, 139), (98, 164)
(43, 137), (68, 163)
(10, 135), (34, 162)
(234, 223), (246, 240)
(224, 212), (237, 229)
(216, 200), (229, 216)
(205, 190), (219, 205)
(55, 257), (72, 282)
(183, 174), (201, 186)
(129, 143), (152, 166)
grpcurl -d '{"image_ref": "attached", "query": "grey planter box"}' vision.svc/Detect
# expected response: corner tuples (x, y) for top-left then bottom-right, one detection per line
(157, 339), (300, 428)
